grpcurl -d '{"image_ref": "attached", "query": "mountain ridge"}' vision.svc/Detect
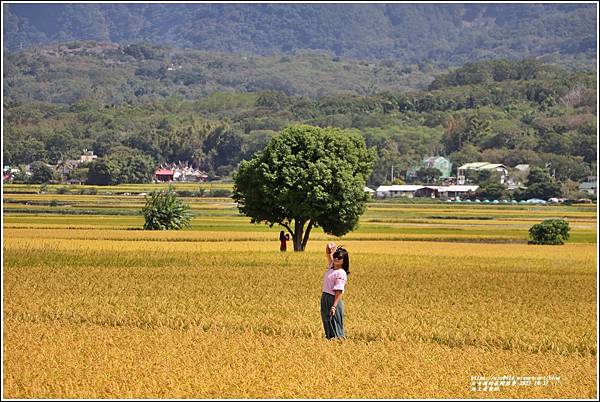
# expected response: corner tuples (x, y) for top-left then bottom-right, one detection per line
(4, 3), (597, 69)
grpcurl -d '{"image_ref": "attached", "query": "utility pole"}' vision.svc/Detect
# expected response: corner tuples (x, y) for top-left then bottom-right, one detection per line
(391, 165), (394, 182)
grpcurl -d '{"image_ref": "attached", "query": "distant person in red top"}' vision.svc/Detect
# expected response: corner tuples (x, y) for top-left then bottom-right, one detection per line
(279, 230), (290, 251)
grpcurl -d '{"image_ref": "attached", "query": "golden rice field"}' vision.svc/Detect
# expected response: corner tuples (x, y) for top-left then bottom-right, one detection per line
(2, 187), (598, 398)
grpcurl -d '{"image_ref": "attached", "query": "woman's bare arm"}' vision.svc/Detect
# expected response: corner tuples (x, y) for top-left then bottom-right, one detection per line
(325, 242), (335, 266)
(331, 290), (343, 316)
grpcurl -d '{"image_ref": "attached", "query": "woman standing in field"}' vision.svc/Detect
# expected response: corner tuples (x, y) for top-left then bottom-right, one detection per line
(321, 242), (349, 339)
(279, 230), (290, 251)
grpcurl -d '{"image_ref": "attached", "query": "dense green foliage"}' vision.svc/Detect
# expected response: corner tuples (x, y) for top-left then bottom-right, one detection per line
(233, 125), (374, 251)
(475, 181), (509, 200)
(85, 150), (155, 185)
(414, 167), (443, 184)
(523, 166), (563, 200)
(86, 159), (119, 186)
(141, 188), (192, 230)
(3, 42), (436, 102)
(29, 161), (55, 184)
(4, 4), (596, 69)
(2, 43), (597, 191)
(528, 219), (571, 245)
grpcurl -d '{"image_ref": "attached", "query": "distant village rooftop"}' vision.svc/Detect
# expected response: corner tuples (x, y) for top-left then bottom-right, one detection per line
(458, 162), (508, 170)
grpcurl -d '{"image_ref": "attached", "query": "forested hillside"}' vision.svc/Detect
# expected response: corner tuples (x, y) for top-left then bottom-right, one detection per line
(4, 3), (596, 69)
(4, 44), (596, 190)
(3, 42), (438, 102)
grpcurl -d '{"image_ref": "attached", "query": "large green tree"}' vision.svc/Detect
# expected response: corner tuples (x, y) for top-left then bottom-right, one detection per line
(415, 167), (443, 184)
(86, 158), (120, 185)
(29, 161), (55, 184)
(476, 180), (508, 200)
(524, 166), (562, 199)
(233, 125), (374, 251)
(109, 147), (156, 184)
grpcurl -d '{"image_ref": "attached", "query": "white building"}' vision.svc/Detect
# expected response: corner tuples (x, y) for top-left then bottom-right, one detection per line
(80, 149), (97, 163)
(375, 185), (426, 198)
(375, 185), (392, 198)
(457, 162), (509, 185)
(375, 184), (478, 199)
(438, 185), (479, 200)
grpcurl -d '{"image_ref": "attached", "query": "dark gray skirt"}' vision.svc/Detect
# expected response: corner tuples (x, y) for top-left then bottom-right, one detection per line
(320, 292), (345, 339)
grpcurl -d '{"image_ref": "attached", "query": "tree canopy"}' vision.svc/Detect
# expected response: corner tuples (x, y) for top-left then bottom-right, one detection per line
(29, 161), (55, 183)
(528, 219), (570, 245)
(524, 166), (562, 199)
(233, 125), (374, 251)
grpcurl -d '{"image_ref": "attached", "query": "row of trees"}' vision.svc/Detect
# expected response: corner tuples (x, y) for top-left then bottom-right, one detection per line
(472, 167), (564, 201)
(19, 147), (580, 204)
(3, 42), (437, 103)
(4, 58), (596, 190)
(12, 151), (155, 186)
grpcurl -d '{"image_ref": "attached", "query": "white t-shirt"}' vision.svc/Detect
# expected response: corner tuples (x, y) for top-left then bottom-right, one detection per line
(322, 267), (347, 295)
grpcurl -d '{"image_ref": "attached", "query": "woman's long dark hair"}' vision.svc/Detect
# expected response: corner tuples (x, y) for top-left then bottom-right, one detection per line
(332, 247), (350, 276)
(279, 231), (286, 241)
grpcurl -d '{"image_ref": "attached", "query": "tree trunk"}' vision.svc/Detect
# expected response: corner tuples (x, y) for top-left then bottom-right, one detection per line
(301, 219), (314, 251)
(292, 218), (306, 251)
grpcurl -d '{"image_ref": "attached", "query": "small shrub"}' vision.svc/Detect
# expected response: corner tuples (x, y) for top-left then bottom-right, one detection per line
(528, 219), (570, 245)
(141, 188), (192, 230)
(56, 187), (70, 194)
(209, 188), (232, 197)
(79, 187), (98, 195)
